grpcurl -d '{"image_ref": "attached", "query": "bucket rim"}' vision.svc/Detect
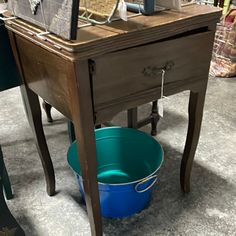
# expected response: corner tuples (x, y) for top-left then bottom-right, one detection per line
(68, 126), (164, 186)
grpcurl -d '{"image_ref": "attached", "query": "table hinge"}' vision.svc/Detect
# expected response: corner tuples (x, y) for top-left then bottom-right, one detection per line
(88, 60), (96, 75)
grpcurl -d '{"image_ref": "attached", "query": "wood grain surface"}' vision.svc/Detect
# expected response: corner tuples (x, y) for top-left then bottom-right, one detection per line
(92, 30), (214, 109)
(5, 5), (221, 57)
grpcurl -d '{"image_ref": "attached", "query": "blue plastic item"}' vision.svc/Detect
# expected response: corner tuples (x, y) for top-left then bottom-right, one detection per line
(67, 127), (163, 218)
(127, 0), (155, 15)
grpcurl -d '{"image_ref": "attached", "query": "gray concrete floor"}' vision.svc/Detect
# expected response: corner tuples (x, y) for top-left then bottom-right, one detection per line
(0, 77), (236, 236)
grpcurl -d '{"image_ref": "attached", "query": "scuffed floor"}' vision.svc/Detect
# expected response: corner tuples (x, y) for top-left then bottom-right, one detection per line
(0, 77), (235, 236)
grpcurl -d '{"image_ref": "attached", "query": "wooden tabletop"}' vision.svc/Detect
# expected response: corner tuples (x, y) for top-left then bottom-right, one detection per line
(5, 5), (221, 59)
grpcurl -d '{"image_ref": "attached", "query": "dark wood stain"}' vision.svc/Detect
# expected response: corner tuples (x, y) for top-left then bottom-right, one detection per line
(5, 5), (221, 236)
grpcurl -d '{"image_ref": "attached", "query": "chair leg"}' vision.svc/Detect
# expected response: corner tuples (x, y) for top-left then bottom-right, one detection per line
(0, 147), (13, 200)
(0, 177), (25, 235)
(127, 108), (138, 129)
(127, 103), (159, 136)
(42, 101), (53, 123)
(68, 121), (102, 144)
(150, 101), (159, 136)
(2, 165), (13, 200)
(68, 121), (76, 144)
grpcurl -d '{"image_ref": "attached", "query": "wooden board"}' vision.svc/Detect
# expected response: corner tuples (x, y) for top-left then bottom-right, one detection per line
(7, 0), (80, 39)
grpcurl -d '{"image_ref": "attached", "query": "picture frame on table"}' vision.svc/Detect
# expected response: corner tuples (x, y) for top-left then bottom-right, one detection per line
(7, 0), (80, 40)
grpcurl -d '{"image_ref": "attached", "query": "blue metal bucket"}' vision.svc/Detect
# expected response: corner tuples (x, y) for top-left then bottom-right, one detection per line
(67, 127), (164, 218)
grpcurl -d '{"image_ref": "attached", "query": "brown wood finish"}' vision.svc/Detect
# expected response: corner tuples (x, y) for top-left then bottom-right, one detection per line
(5, 5), (221, 235)
(13, 35), (72, 119)
(180, 83), (208, 192)
(8, 31), (56, 196)
(20, 85), (55, 196)
(42, 101), (53, 123)
(128, 102), (159, 136)
(5, 5), (220, 57)
(150, 101), (159, 136)
(92, 30), (214, 110)
(67, 60), (102, 236)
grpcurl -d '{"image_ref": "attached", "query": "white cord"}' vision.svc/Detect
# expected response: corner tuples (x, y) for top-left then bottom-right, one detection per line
(11, 0), (16, 17)
(161, 69), (165, 99)
(39, 0), (48, 32)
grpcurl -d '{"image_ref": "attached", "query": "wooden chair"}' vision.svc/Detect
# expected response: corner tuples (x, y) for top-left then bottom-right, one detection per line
(127, 101), (159, 136)
(43, 100), (160, 143)
(0, 146), (25, 236)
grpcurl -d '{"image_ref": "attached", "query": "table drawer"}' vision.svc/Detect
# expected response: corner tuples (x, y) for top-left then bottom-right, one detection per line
(92, 30), (214, 108)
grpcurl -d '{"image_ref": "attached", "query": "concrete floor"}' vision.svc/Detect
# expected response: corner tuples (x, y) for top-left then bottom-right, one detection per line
(0, 77), (235, 236)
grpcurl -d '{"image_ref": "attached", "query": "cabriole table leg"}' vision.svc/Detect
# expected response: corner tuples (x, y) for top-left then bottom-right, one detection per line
(20, 85), (55, 196)
(180, 86), (207, 193)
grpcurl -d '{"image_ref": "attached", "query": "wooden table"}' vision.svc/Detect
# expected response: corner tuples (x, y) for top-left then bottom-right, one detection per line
(5, 5), (221, 235)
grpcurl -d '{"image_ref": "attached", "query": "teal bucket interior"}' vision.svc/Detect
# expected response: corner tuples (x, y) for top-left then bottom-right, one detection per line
(68, 127), (163, 185)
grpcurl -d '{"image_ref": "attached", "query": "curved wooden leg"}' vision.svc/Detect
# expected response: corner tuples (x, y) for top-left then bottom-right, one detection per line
(69, 61), (102, 236)
(42, 101), (53, 123)
(20, 85), (55, 196)
(151, 100), (159, 136)
(180, 88), (207, 193)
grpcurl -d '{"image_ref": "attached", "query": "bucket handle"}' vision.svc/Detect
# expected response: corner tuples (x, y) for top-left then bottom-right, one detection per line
(135, 175), (157, 193)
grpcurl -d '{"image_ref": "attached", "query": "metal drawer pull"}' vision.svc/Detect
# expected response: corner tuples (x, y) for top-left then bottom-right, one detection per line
(142, 61), (174, 77)
(142, 61), (174, 117)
